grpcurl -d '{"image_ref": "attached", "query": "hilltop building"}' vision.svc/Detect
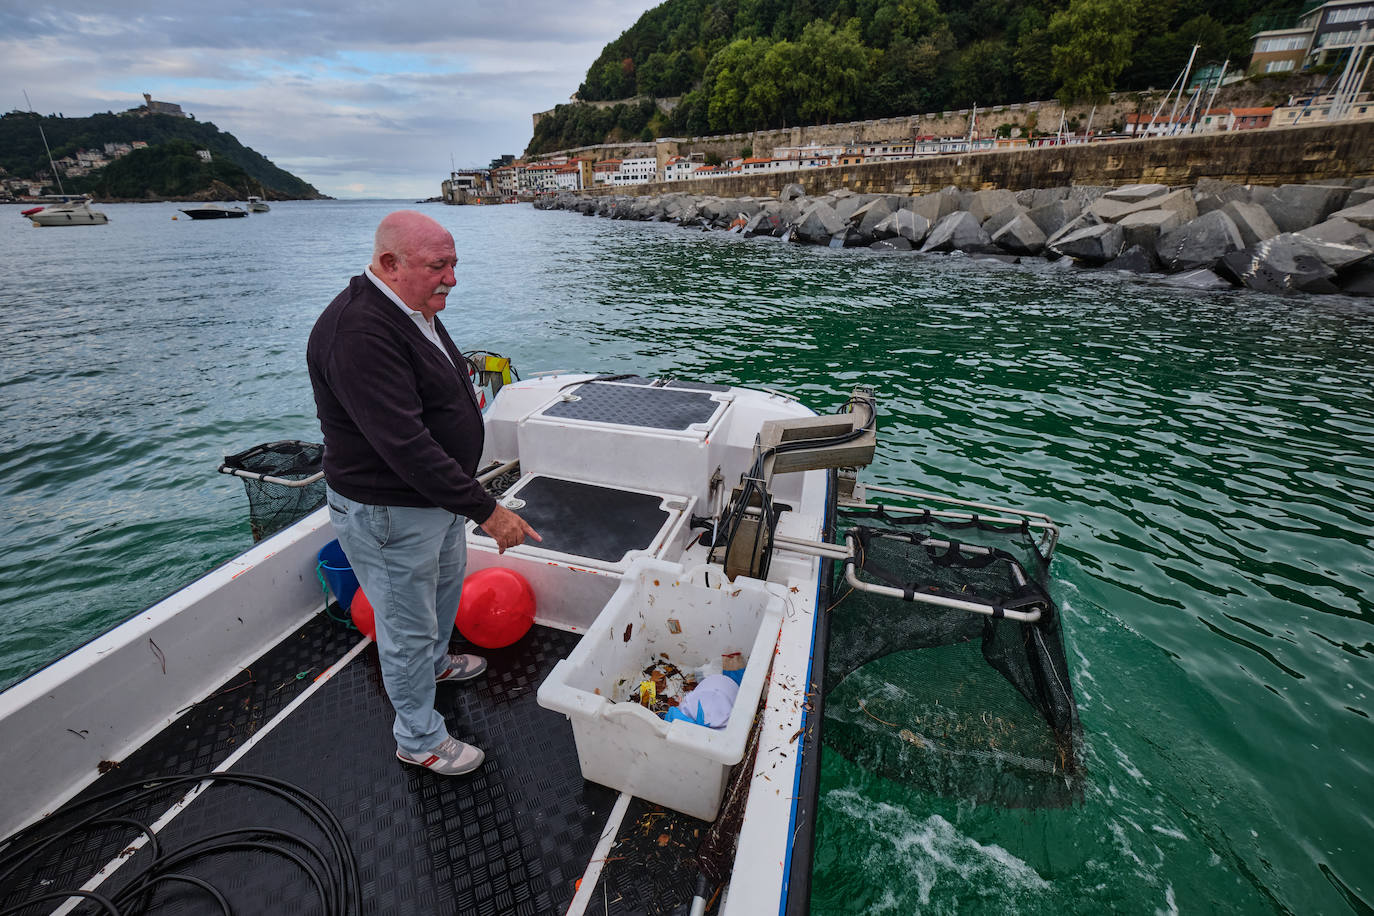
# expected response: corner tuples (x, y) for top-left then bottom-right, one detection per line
(129, 93), (191, 118)
(1248, 1), (1374, 76)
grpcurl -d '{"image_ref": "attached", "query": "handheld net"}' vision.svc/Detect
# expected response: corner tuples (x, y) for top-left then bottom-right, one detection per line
(219, 441), (326, 542)
(824, 504), (1081, 807)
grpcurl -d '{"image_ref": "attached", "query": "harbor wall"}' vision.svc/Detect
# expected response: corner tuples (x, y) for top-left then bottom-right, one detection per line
(572, 122), (1374, 199)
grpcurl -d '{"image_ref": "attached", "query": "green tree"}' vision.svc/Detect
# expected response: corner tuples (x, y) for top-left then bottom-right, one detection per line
(1049, 0), (1143, 103)
(706, 38), (771, 130)
(949, 38), (1021, 108)
(796, 20), (871, 123)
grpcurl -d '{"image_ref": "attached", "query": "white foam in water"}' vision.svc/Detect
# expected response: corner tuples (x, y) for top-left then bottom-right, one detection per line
(827, 788), (1049, 908)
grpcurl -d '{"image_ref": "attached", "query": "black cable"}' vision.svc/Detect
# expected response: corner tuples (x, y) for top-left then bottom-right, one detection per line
(0, 890), (121, 916)
(118, 874), (231, 916)
(0, 772), (359, 916)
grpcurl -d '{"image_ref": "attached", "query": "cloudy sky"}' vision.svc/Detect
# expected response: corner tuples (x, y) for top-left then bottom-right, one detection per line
(1, 1), (661, 198)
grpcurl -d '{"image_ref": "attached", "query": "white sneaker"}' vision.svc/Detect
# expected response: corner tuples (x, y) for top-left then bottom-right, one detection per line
(435, 653), (487, 683)
(396, 736), (485, 776)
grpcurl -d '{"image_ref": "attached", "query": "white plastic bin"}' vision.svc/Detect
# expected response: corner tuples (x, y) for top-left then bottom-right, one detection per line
(536, 558), (784, 820)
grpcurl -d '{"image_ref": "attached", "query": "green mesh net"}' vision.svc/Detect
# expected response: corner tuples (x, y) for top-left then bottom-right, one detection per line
(823, 506), (1081, 807)
(219, 441), (326, 542)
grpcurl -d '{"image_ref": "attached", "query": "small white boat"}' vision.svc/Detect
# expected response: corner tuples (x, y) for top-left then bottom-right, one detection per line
(246, 196), (270, 212)
(180, 203), (248, 220)
(27, 196), (109, 226)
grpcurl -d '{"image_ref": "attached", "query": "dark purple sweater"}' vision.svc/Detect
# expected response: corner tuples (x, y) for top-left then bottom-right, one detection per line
(307, 274), (497, 523)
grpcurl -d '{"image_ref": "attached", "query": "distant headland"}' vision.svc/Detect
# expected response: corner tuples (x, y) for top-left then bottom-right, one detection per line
(0, 96), (326, 202)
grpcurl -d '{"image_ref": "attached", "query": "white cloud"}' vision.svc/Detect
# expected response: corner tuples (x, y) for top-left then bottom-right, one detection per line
(1, 1), (659, 197)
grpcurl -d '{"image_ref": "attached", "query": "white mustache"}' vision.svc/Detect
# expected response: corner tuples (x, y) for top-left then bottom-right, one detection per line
(433, 284), (453, 295)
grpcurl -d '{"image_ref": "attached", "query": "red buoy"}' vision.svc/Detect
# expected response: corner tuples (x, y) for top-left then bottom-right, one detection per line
(455, 568), (536, 648)
(350, 590), (376, 641)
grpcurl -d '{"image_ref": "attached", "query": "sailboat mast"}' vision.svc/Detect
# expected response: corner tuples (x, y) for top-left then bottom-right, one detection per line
(23, 90), (65, 196)
(1166, 44), (1200, 135)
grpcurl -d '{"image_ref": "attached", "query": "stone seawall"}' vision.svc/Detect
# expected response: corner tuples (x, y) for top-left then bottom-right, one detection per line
(573, 123), (1374, 199)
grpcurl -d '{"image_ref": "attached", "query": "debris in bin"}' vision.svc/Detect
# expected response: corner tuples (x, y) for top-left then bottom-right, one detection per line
(617, 657), (695, 717)
(666, 675), (739, 728)
(614, 652), (744, 728)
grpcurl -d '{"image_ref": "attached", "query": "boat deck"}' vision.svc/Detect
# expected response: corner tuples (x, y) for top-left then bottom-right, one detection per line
(0, 609), (709, 915)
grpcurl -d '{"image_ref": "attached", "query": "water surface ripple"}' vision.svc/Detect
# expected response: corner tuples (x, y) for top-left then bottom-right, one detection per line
(1, 202), (1370, 914)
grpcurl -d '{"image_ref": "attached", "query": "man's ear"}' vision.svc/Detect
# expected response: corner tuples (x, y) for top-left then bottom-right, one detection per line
(377, 252), (399, 275)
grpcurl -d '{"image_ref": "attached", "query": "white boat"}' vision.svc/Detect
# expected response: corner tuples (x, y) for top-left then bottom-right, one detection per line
(0, 369), (1073, 915)
(26, 196), (109, 226)
(180, 203), (248, 220)
(246, 196), (270, 212)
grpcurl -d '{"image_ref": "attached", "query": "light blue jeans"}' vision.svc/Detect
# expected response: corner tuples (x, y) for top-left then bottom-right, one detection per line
(326, 485), (468, 756)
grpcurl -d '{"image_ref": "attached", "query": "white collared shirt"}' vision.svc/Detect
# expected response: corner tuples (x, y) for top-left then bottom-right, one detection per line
(364, 266), (453, 366)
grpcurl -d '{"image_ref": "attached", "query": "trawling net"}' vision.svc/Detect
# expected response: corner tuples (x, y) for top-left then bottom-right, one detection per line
(219, 440), (326, 542)
(823, 505), (1081, 807)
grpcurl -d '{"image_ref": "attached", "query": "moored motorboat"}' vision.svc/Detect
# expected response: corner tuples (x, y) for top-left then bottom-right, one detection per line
(27, 196), (109, 226)
(246, 196), (270, 212)
(0, 368), (1076, 915)
(180, 203), (248, 219)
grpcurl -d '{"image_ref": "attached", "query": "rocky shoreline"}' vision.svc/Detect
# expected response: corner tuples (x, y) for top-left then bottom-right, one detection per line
(535, 180), (1374, 298)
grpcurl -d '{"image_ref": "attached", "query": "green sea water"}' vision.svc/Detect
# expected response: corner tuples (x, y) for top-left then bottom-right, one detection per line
(2, 200), (1371, 914)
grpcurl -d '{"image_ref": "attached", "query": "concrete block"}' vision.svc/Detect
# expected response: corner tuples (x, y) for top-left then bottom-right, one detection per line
(1049, 222), (1124, 265)
(1328, 199), (1374, 229)
(1157, 210), (1245, 271)
(1297, 216), (1374, 249)
(1262, 184), (1352, 233)
(991, 213), (1047, 256)
(1090, 188), (1196, 224)
(1117, 209), (1185, 254)
(1028, 199), (1085, 238)
(966, 188), (1018, 223)
(981, 203), (1027, 236)
(1220, 201), (1281, 247)
(1104, 183), (1169, 202)
(921, 210), (997, 253)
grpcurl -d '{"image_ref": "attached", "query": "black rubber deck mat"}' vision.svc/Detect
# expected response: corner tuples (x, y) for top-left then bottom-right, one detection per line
(591, 798), (711, 916)
(541, 383), (719, 431)
(0, 611), (619, 916)
(475, 476), (670, 563)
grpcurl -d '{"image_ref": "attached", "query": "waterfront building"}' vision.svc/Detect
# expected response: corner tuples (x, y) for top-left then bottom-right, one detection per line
(1123, 113), (1193, 136)
(663, 156), (697, 182)
(1248, 28), (1313, 75)
(525, 161), (561, 192)
(592, 159), (620, 185)
(1300, 1), (1374, 68)
(491, 164), (519, 196)
(553, 160), (587, 191)
(1248, 2), (1374, 75)
(614, 156), (659, 185)
(1271, 92), (1374, 126)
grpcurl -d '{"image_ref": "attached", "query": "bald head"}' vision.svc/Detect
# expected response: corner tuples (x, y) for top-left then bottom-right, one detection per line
(370, 211), (458, 319)
(372, 210), (451, 267)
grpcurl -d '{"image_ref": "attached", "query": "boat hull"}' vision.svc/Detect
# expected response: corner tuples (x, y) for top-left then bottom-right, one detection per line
(180, 209), (248, 219)
(0, 374), (831, 916)
(29, 208), (109, 226)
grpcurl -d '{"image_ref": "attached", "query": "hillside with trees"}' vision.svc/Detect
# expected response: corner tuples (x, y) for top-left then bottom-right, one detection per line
(0, 110), (323, 199)
(527, 0), (1302, 155)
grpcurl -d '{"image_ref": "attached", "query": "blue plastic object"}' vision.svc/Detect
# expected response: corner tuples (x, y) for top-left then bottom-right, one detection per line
(665, 705), (708, 727)
(317, 539), (359, 611)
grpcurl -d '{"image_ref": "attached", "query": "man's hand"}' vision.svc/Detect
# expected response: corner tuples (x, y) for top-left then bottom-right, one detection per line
(479, 504), (542, 554)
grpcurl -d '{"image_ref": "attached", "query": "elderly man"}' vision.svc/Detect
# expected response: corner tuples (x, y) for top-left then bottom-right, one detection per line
(307, 210), (539, 776)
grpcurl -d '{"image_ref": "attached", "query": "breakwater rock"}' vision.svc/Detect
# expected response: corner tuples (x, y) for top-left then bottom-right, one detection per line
(534, 181), (1374, 298)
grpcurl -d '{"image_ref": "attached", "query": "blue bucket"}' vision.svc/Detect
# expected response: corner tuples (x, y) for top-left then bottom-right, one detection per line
(317, 539), (359, 611)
